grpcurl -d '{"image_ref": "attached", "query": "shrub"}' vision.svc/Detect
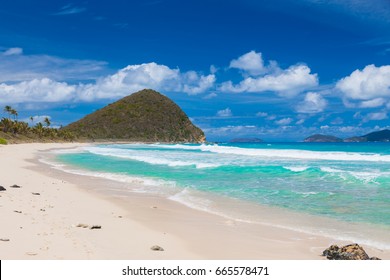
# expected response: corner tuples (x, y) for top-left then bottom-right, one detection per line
(0, 138), (8, 145)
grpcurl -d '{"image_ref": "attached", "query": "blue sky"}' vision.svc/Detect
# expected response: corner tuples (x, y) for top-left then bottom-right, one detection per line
(1, 0), (390, 141)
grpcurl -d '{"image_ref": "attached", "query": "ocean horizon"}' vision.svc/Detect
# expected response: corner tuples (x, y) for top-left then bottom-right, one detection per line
(47, 142), (390, 250)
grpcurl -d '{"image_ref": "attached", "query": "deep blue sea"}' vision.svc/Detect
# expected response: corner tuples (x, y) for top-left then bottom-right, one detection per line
(50, 142), (390, 248)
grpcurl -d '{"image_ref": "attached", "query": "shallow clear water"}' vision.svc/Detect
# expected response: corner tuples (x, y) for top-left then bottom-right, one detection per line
(54, 142), (390, 229)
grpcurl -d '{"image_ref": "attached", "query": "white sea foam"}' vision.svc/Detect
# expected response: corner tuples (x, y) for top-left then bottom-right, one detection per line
(51, 147), (87, 154)
(169, 185), (390, 250)
(155, 144), (390, 162)
(39, 158), (178, 195)
(320, 167), (387, 183)
(84, 147), (220, 168)
(169, 188), (213, 212)
(283, 166), (309, 172)
(292, 191), (319, 196)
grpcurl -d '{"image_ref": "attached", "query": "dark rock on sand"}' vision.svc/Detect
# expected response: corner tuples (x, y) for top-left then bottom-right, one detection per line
(31, 192), (40, 195)
(76, 223), (89, 228)
(151, 245), (164, 251)
(0, 186), (6, 191)
(10, 184), (21, 188)
(90, 225), (102, 230)
(0, 238), (10, 242)
(322, 244), (380, 260)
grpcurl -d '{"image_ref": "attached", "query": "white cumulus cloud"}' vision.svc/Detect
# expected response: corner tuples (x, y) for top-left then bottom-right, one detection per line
(2, 47), (23, 56)
(275, 117), (293, 125)
(256, 112), (268, 117)
(0, 78), (76, 103)
(216, 108), (233, 117)
(336, 64), (390, 108)
(0, 62), (216, 104)
(220, 64), (318, 97)
(363, 111), (388, 122)
(295, 92), (327, 113)
(229, 51), (267, 76)
(359, 98), (386, 108)
(78, 63), (215, 100)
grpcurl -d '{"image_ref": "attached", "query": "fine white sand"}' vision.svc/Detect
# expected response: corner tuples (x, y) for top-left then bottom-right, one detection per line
(1, 143), (389, 260)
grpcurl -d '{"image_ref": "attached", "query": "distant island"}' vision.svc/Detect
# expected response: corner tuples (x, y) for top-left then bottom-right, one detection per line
(303, 134), (342, 143)
(229, 137), (263, 143)
(344, 129), (390, 142)
(304, 129), (390, 143)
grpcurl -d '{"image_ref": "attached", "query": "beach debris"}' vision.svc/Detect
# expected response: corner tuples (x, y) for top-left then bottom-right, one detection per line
(322, 244), (381, 260)
(90, 225), (102, 230)
(10, 184), (21, 188)
(0, 186), (6, 191)
(76, 223), (102, 229)
(40, 209), (46, 212)
(150, 245), (164, 251)
(0, 238), (10, 242)
(31, 192), (40, 195)
(14, 210), (22, 214)
(76, 223), (89, 228)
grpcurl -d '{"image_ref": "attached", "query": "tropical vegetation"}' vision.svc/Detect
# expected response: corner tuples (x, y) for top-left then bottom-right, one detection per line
(0, 105), (75, 143)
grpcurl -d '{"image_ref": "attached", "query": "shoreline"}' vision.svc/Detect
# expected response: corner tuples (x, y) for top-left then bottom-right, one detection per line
(1, 143), (389, 259)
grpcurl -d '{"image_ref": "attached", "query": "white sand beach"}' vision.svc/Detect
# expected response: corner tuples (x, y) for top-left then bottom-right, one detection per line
(1, 143), (389, 260)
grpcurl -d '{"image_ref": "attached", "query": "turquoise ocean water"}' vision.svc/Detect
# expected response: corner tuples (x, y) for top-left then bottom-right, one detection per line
(51, 143), (390, 247)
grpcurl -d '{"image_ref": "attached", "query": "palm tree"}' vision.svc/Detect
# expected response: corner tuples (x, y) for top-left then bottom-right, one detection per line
(0, 117), (13, 133)
(10, 109), (18, 121)
(4, 105), (12, 119)
(34, 122), (44, 138)
(30, 116), (34, 126)
(44, 117), (51, 128)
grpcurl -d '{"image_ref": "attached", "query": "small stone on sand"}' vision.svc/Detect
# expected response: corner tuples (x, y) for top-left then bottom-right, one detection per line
(151, 245), (164, 251)
(0, 186), (6, 191)
(10, 184), (21, 188)
(76, 223), (89, 228)
(14, 210), (22, 214)
(90, 225), (102, 230)
(0, 238), (10, 242)
(32, 192), (40, 195)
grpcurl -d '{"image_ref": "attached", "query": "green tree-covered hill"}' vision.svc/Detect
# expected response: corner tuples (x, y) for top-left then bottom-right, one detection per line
(64, 89), (205, 142)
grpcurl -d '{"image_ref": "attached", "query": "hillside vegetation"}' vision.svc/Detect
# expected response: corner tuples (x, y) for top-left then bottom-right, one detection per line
(0, 107), (75, 144)
(304, 129), (390, 142)
(64, 89), (205, 143)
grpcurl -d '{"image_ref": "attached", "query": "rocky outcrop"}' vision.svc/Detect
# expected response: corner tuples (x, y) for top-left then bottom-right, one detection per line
(322, 244), (381, 260)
